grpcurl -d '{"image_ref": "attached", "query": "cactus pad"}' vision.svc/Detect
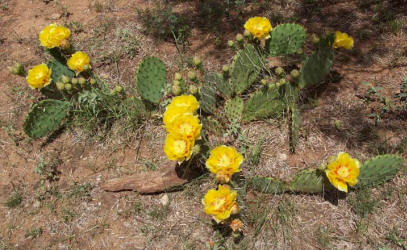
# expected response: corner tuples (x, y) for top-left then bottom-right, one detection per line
(135, 57), (167, 104)
(289, 169), (324, 193)
(205, 72), (233, 98)
(248, 176), (288, 194)
(356, 154), (404, 189)
(24, 99), (71, 139)
(47, 60), (75, 83)
(242, 88), (285, 122)
(202, 116), (224, 136)
(298, 47), (335, 89)
(267, 23), (306, 56)
(225, 97), (244, 122)
(230, 44), (263, 95)
(200, 74), (218, 114)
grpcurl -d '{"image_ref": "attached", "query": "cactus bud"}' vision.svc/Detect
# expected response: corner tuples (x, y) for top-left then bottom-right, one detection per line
(216, 173), (230, 183)
(311, 33), (320, 44)
(235, 33), (244, 42)
(290, 69), (300, 78)
(89, 79), (96, 85)
(83, 64), (91, 71)
(192, 144), (201, 155)
(64, 83), (72, 91)
(227, 40), (235, 47)
(71, 78), (78, 85)
(61, 75), (70, 83)
(8, 63), (25, 76)
(279, 78), (287, 85)
(174, 72), (182, 81)
(172, 85), (182, 96)
(189, 85), (198, 95)
(275, 67), (284, 76)
(78, 77), (86, 85)
(110, 89), (116, 95)
(114, 86), (123, 93)
(173, 80), (181, 86)
(56, 82), (65, 91)
(187, 71), (196, 80)
(260, 79), (268, 85)
(60, 39), (70, 50)
(231, 203), (240, 215)
(243, 29), (251, 38)
(222, 65), (229, 73)
(193, 56), (202, 66)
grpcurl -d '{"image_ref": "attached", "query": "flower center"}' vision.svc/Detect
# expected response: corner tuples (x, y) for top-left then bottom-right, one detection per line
(173, 140), (187, 155)
(337, 165), (349, 178)
(213, 197), (226, 210)
(218, 154), (231, 168)
(179, 122), (193, 135)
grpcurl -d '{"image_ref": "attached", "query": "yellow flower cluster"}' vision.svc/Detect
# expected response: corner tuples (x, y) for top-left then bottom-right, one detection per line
(26, 64), (52, 89)
(325, 152), (360, 192)
(163, 95), (201, 162)
(202, 185), (239, 223)
(206, 145), (243, 183)
(67, 51), (91, 73)
(244, 17), (272, 40)
(39, 23), (70, 49)
(333, 31), (354, 50)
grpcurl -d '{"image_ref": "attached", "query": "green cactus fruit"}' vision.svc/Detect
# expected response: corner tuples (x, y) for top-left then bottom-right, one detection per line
(200, 75), (217, 114)
(189, 85), (198, 95)
(135, 57), (166, 104)
(202, 116), (224, 136)
(260, 79), (268, 85)
(83, 64), (91, 71)
(71, 78), (78, 85)
(56, 82), (65, 91)
(193, 56), (202, 66)
(275, 67), (284, 76)
(242, 88), (285, 122)
(61, 75), (70, 83)
(24, 99), (71, 139)
(225, 97), (244, 122)
(290, 69), (300, 78)
(267, 23), (306, 56)
(172, 85), (182, 96)
(205, 72), (232, 99)
(89, 79), (96, 85)
(187, 71), (197, 80)
(173, 80), (181, 86)
(243, 30), (251, 38)
(356, 154), (404, 189)
(64, 83), (72, 91)
(298, 47), (335, 89)
(115, 86), (123, 93)
(78, 77), (86, 85)
(47, 60), (75, 83)
(235, 33), (244, 42)
(248, 176), (288, 194)
(289, 169), (324, 193)
(230, 44), (263, 95)
(227, 40), (235, 47)
(174, 72), (182, 81)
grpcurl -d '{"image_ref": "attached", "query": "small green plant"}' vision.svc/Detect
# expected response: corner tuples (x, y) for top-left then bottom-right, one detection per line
(34, 152), (62, 182)
(5, 192), (22, 208)
(24, 227), (43, 239)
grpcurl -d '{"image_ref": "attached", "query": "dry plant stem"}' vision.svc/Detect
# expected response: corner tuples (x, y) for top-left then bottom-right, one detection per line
(101, 164), (188, 193)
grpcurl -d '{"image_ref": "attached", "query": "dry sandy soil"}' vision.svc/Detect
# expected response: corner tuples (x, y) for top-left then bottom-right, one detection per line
(1, 0), (407, 249)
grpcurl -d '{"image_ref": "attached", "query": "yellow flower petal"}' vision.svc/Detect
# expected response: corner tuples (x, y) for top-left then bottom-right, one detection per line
(325, 152), (360, 192)
(163, 133), (194, 162)
(202, 185), (238, 223)
(333, 31), (354, 50)
(67, 51), (90, 73)
(26, 64), (52, 89)
(39, 23), (70, 49)
(206, 145), (243, 183)
(166, 113), (202, 140)
(244, 17), (272, 40)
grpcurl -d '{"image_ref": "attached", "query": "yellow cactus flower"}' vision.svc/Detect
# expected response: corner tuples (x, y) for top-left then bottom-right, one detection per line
(163, 106), (193, 127)
(202, 185), (238, 223)
(26, 64), (52, 89)
(166, 113), (202, 140)
(168, 94), (199, 112)
(333, 31), (354, 50)
(244, 17), (272, 40)
(206, 145), (244, 183)
(325, 152), (360, 192)
(67, 51), (90, 73)
(164, 133), (195, 162)
(39, 23), (70, 49)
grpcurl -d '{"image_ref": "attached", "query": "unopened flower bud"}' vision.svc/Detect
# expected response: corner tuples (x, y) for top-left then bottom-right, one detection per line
(216, 173), (230, 183)
(231, 203), (240, 215)
(192, 144), (201, 155)
(173, 80), (181, 86)
(56, 82), (65, 91)
(114, 85), (123, 93)
(71, 78), (78, 85)
(64, 83), (72, 91)
(275, 67), (284, 76)
(243, 29), (251, 37)
(235, 33), (244, 42)
(193, 56), (202, 66)
(61, 75), (70, 83)
(311, 33), (320, 44)
(187, 71), (196, 80)
(83, 64), (91, 71)
(8, 63), (25, 76)
(78, 77), (86, 85)
(172, 85), (182, 96)
(222, 65), (229, 73)
(189, 85), (198, 95)
(89, 79), (96, 85)
(260, 79), (268, 85)
(290, 69), (300, 78)
(174, 72), (182, 81)
(60, 39), (70, 50)
(227, 40), (235, 47)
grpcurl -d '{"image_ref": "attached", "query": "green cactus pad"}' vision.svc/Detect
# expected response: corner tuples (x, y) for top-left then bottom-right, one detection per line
(200, 74), (218, 114)
(205, 72), (233, 98)
(356, 154), (404, 189)
(225, 97), (244, 122)
(202, 116), (224, 136)
(230, 44), (263, 95)
(242, 88), (285, 122)
(135, 57), (167, 104)
(47, 60), (75, 83)
(248, 176), (289, 194)
(267, 23), (306, 56)
(24, 99), (71, 139)
(298, 47), (335, 89)
(289, 169), (324, 193)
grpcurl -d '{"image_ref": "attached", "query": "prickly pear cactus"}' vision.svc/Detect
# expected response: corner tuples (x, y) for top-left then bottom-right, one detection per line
(200, 74), (218, 114)
(47, 60), (75, 82)
(242, 88), (285, 122)
(205, 72), (233, 99)
(248, 176), (289, 194)
(356, 154), (404, 189)
(230, 44), (263, 95)
(289, 169), (324, 193)
(135, 57), (166, 104)
(202, 116), (224, 136)
(225, 97), (244, 122)
(24, 99), (71, 139)
(267, 23), (306, 56)
(298, 47), (335, 89)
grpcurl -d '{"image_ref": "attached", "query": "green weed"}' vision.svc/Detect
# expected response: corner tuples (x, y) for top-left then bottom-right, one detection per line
(24, 228), (42, 239)
(4, 192), (22, 208)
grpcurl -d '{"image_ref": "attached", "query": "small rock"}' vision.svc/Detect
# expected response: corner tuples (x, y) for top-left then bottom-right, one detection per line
(33, 200), (41, 208)
(278, 153), (287, 161)
(49, 13), (62, 20)
(160, 194), (169, 206)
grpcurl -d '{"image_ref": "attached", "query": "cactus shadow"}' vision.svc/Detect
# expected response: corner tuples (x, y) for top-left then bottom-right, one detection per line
(40, 126), (66, 149)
